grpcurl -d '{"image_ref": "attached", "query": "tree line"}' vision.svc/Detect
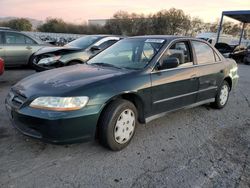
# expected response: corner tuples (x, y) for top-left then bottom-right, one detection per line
(0, 8), (249, 37)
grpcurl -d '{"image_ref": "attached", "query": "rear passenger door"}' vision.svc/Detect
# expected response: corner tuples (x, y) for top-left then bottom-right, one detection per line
(191, 40), (224, 102)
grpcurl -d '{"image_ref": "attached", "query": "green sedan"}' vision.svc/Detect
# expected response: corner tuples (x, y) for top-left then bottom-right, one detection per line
(6, 36), (239, 151)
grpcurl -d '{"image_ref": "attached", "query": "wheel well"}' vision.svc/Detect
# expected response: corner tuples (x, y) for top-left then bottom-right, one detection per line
(67, 60), (83, 65)
(28, 53), (35, 66)
(224, 77), (232, 90)
(119, 93), (145, 123)
(95, 93), (145, 139)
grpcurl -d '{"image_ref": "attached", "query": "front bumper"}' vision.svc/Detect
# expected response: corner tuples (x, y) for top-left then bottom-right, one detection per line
(5, 98), (102, 144)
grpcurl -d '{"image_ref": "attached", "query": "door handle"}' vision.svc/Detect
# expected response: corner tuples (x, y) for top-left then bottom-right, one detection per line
(26, 46), (32, 50)
(190, 74), (197, 80)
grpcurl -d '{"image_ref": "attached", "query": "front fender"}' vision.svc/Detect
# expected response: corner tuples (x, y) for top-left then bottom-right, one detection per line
(60, 51), (91, 65)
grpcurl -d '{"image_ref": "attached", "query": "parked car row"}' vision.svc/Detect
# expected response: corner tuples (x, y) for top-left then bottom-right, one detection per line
(197, 33), (250, 64)
(214, 42), (250, 64)
(5, 35), (239, 151)
(39, 35), (76, 46)
(0, 28), (124, 70)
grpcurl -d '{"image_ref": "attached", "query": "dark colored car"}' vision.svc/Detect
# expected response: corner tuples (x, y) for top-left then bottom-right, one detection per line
(0, 58), (4, 75)
(243, 45), (250, 64)
(6, 36), (239, 151)
(0, 28), (49, 67)
(32, 35), (123, 71)
(215, 42), (247, 63)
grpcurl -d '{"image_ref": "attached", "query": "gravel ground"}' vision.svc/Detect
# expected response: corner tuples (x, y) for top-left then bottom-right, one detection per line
(0, 65), (249, 188)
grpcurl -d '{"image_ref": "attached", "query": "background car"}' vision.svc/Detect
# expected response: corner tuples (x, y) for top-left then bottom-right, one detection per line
(215, 42), (247, 63)
(0, 58), (4, 75)
(0, 27), (49, 67)
(31, 35), (123, 71)
(243, 45), (250, 64)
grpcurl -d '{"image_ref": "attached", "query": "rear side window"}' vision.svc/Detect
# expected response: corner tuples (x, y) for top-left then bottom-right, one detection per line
(0, 33), (3, 44)
(5, 32), (25, 44)
(192, 41), (216, 64)
(98, 40), (118, 50)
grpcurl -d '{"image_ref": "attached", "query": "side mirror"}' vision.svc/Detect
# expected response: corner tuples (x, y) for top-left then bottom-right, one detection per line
(90, 45), (101, 52)
(159, 57), (180, 70)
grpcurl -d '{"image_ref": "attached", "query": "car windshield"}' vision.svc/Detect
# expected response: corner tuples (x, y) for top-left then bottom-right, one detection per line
(66, 36), (102, 49)
(87, 38), (166, 70)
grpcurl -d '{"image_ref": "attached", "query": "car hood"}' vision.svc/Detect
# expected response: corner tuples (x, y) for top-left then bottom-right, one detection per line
(35, 45), (82, 55)
(12, 64), (127, 97)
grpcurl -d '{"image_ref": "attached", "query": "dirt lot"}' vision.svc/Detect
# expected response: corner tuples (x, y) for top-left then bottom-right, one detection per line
(0, 65), (249, 188)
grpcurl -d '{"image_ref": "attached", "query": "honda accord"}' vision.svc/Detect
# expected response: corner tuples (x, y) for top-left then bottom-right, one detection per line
(6, 36), (239, 151)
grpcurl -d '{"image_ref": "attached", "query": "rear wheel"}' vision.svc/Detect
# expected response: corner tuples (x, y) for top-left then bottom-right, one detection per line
(211, 81), (230, 109)
(28, 55), (35, 68)
(99, 99), (138, 151)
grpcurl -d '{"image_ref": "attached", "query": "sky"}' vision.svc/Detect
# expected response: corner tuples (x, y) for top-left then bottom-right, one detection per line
(0, 0), (250, 23)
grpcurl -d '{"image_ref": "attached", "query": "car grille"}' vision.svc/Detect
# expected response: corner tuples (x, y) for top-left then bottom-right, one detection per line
(7, 90), (27, 109)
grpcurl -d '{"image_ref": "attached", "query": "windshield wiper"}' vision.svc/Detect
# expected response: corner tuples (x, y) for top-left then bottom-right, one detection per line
(91, 62), (121, 69)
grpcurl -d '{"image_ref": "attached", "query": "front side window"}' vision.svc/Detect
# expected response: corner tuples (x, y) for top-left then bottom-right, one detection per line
(88, 38), (166, 70)
(5, 32), (25, 44)
(158, 41), (193, 70)
(192, 41), (216, 64)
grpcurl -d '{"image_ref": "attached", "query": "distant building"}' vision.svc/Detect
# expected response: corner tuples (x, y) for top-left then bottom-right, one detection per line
(88, 19), (108, 26)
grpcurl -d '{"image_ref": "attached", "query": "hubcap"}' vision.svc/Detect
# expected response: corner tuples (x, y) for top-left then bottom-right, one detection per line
(219, 85), (229, 106)
(114, 109), (135, 144)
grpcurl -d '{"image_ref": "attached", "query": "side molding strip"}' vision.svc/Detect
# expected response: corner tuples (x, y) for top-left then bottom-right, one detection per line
(146, 98), (215, 123)
(153, 86), (217, 104)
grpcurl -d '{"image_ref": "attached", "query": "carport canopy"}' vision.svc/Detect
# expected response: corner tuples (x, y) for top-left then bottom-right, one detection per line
(216, 10), (250, 44)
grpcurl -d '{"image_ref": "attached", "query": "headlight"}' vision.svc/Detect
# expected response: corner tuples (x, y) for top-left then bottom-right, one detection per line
(30, 96), (89, 111)
(37, 56), (61, 65)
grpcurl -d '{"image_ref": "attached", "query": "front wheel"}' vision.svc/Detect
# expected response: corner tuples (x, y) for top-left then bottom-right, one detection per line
(211, 81), (230, 109)
(99, 99), (138, 151)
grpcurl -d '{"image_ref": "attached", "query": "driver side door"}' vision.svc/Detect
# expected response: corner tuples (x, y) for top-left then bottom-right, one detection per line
(150, 40), (199, 115)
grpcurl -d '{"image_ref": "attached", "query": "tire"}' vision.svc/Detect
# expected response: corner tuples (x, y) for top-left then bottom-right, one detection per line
(99, 99), (138, 151)
(211, 81), (230, 109)
(29, 56), (48, 72)
(28, 55), (35, 68)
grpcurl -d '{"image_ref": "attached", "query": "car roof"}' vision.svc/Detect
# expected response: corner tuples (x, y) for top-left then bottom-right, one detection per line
(128, 35), (187, 40)
(127, 35), (213, 44)
(84, 34), (125, 38)
(0, 27), (15, 31)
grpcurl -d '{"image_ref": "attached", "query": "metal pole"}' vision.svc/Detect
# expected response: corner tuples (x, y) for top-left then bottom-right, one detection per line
(216, 14), (224, 44)
(239, 23), (246, 46)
